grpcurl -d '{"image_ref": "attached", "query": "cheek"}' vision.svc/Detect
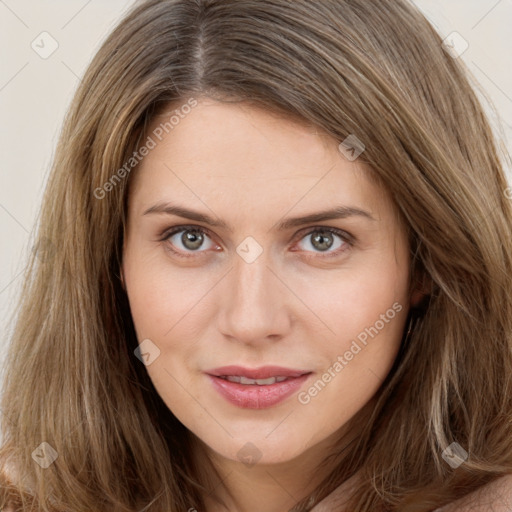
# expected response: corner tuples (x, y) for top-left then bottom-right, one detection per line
(295, 250), (409, 408)
(123, 246), (209, 340)
(294, 252), (409, 423)
(298, 251), (408, 342)
(122, 255), (206, 404)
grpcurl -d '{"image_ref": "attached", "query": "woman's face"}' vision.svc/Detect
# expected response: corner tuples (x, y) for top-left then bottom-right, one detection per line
(122, 97), (413, 465)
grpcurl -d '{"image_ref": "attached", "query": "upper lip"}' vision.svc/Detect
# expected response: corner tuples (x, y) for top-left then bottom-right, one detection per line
(206, 365), (311, 379)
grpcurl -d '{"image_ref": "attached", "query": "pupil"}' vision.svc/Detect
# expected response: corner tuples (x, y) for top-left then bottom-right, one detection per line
(312, 231), (333, 251)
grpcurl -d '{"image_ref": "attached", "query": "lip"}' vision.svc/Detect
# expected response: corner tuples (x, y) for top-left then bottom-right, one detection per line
(206, 365), (310, 379)
(206, 366), (312, 409)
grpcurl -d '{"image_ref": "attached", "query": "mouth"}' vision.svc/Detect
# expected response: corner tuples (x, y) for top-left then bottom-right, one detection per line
(205, 365), (313, 409)
(216, 375), (293, 385)
(206, 365), (311, 380)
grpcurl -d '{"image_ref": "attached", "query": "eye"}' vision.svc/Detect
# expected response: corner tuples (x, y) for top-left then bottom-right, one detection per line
(161, 226), (218, 258)
(293, 227), (353, 258)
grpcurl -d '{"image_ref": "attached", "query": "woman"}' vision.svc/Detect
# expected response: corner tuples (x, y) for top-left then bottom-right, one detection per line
(1, 0), (512, 510)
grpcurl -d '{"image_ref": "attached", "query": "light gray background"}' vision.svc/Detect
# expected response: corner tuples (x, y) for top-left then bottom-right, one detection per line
(1, 0), (512, 367)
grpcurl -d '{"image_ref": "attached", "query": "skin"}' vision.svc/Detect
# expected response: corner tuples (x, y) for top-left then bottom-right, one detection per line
(121, 97), (421, 512)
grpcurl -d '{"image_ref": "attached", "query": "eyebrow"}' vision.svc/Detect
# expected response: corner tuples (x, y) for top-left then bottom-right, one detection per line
(142, 202), (376, 232)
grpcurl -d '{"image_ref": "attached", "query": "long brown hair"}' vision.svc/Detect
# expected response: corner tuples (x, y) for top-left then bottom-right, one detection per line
(2, 0), (512, 510)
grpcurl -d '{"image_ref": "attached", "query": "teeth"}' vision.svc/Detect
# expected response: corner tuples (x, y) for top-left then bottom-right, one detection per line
(223, 376), (289, 385)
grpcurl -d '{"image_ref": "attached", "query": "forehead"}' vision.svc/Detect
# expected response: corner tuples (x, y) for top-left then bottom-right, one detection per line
(128, 98), (390, 220)
(144, 98), (333, 165)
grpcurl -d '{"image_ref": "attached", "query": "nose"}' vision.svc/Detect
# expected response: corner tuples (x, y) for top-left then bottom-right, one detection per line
(216, 249), (293, 345)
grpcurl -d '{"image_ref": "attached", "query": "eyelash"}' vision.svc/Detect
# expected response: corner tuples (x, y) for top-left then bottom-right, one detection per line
(158, 225), (355, 260)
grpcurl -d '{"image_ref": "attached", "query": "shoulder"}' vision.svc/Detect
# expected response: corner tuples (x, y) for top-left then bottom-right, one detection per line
(435, 474), (512, 511)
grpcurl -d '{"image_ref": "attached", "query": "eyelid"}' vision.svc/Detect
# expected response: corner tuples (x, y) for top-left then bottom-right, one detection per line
(159, 224), (217, 245)
(293, 225), (355, 246)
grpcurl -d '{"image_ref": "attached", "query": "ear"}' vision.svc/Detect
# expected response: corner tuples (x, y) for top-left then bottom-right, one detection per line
(410, 288), (428, 308)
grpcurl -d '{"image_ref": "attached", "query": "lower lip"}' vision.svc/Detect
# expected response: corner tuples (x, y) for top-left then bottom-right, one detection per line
(207, 374), (312, 409)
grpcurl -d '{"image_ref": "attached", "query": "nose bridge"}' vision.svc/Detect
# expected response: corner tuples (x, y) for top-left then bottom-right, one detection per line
(218, 246), (289, 342)
(234, 251), (272, 304)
